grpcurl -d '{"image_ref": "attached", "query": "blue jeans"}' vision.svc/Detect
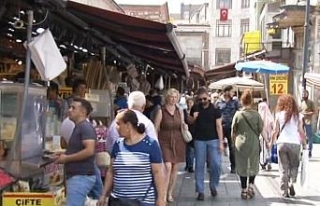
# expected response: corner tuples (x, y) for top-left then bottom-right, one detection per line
(185, 144), (194, 169)
(66, 175), (96, 206)
(194, 139), (221, 193)
(88, 165), (104, 199)
(305, 124), (313, 153)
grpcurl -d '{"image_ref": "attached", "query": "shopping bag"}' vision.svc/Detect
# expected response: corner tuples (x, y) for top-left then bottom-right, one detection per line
(300, 149), (309, 187)
(270, 144), (278, 164)
(155, 75), (164, 90)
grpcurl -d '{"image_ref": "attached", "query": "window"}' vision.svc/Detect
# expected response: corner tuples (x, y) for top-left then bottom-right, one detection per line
(216, 20), (232, 37)
(215, 48), (231, 65)
(241, 0), (250, 8)
(216, 0), (232, 9)
(240, 18), (250, 34)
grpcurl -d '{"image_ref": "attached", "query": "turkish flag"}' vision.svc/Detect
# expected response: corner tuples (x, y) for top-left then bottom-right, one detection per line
(220, 9), (228, 21)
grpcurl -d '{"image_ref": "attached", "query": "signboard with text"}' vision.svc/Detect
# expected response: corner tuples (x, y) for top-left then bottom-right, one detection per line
(3, 187), (65, 206)
(269, 74), (288, 95)
(58, 87), (72, 99)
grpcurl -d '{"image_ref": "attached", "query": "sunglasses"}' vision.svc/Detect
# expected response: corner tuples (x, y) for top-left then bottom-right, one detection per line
(199, 98), (207, 101)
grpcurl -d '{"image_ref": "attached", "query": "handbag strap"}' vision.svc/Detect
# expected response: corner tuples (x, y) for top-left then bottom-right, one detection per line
(277, 119), (287, 139)
(241, 112), (259, 137)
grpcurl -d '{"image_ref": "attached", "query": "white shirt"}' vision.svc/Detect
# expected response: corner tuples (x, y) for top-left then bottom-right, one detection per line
(106, 110), (158, 152)
(276, 111), (303, 145)
(60, 117), (75, 143)
(59, 118), (90, 143)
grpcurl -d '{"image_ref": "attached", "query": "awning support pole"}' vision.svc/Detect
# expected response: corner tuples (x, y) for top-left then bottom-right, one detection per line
(302, 0), (311, 90)
(6, 10), (33, 173)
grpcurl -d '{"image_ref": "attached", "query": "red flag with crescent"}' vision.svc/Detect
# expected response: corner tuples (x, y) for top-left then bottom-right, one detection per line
(220, 9), (228, 21)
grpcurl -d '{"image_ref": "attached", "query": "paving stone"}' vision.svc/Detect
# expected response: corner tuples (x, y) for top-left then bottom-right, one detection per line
(170, 145), (320, 206)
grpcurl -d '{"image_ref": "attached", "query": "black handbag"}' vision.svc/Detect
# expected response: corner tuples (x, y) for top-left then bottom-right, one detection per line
(108, 195), (142, 206)
(108, 182), (152, 206)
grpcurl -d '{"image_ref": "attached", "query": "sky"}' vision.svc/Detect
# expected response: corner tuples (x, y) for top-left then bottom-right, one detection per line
(115, 0), (210, 14)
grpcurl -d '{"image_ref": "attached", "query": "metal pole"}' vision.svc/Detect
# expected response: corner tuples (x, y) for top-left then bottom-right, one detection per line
(6, 10), (33, 172)
(302, 0), (311, 90)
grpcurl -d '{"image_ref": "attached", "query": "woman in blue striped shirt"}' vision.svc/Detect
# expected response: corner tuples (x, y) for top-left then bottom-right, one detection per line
(97, 109), (165, 206)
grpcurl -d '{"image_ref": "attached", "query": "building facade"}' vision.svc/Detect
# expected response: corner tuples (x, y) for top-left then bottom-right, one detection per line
(208, 0), (257, 69)
(69, 0), (124, 13)
(120, 3), (170, 23)
(172, 3), (210, 70)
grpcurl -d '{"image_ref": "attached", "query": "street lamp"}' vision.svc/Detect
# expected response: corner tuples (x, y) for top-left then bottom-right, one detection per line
(302, 0), (311, 90)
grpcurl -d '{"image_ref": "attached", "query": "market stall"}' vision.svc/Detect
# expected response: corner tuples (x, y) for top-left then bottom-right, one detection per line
(0, 0), (190, 205)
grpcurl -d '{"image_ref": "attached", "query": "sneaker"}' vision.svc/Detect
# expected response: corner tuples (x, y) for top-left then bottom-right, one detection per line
(289, 185), (295, 197)
(197, 193), (204, 201)
(187, 168), (194, 173)
(309, 151), (312, 158)
(230, 167), (236, 174)
(267, 164), (272, 171)
(282, 192), (290, 198)
(211, 188), (217, 197)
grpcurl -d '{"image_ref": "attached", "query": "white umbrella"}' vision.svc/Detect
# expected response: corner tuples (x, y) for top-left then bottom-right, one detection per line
(209, 77), (264, 91)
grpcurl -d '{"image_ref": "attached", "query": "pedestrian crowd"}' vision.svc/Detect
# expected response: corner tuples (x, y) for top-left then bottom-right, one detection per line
(51, 78), (314, 206)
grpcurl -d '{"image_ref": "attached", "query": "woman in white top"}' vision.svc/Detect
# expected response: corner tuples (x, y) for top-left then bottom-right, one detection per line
(270, 94), (307, 198)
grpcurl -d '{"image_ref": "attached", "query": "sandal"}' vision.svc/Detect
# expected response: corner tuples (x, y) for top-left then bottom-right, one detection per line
(167, 195), (174, 203)
(241, 190), (248, 200)
(248, 186), (255, 197)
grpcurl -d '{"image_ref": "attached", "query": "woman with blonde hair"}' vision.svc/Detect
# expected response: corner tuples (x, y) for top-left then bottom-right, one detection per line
(154, 88), (186, 202)
(270, 94), (306, 198)
(231, 89), (264, 199)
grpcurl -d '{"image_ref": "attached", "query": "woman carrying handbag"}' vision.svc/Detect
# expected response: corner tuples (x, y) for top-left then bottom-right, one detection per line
(269, 94), (307, 198)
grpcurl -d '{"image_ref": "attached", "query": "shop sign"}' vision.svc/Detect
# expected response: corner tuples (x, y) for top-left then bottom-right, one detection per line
(3, 193), (56, 206)
(269, 74), (288, 95)
(58, 87), (72, 99)
(3, 187), (65, 206)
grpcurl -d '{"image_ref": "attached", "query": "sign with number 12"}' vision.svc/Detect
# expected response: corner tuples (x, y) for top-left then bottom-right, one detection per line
(269, 74), (288, 95)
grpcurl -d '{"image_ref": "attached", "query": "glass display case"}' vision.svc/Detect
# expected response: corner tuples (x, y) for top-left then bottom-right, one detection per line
(0, 83), (47, 178)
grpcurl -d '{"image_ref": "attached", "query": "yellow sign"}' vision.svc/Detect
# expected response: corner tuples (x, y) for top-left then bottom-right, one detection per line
(3, 188), (65, 206)
(269, 74), (288, 95)
(242, 30), (261, 54)
(58, 87), (72, 99)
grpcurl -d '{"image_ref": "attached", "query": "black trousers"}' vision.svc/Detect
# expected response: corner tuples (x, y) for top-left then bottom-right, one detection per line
(223, 125), (235, 169)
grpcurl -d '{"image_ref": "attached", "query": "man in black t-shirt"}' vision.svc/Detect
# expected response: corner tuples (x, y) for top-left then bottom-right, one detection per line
(190, 88), (224, 201)
(55, 98), (97, 206)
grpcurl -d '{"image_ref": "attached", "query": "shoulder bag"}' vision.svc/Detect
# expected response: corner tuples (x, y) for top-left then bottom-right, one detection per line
(270, 120), (287, 164)
(179, 108), (192, 143)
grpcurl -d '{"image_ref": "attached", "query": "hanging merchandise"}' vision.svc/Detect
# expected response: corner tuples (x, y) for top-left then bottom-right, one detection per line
(27, 29), (66, 81)
(155, 75), (164, 90)
(127, 64), (139, 79)
(108, 66), (121, 84)
(139, 75), (151, 94)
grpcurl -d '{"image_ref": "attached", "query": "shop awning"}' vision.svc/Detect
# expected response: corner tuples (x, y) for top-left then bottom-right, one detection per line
(305, 72), (320, 88)
(205, 63), (237, 81)
(205, 49), (267, 81)
(67, 1), (189, 77)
